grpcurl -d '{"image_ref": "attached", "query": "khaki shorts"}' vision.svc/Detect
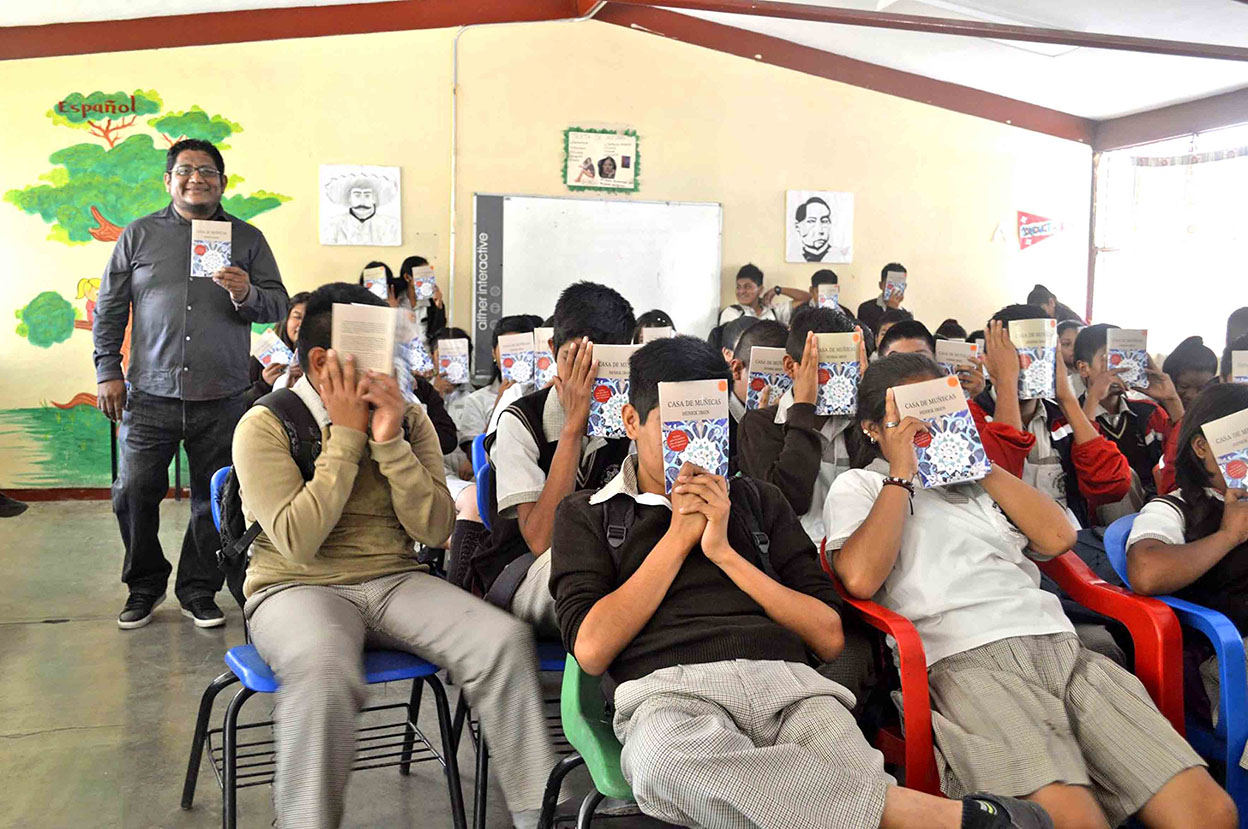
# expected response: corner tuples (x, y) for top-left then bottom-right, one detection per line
(929, 633), (1203, 826)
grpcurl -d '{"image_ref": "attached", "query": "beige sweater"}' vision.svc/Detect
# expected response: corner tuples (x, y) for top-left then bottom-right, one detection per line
(233, 398), (455, 597)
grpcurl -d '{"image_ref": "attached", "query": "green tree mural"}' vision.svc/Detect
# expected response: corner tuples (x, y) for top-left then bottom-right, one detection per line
(14, 291), (77, 347)
(5, 89), (290, 244)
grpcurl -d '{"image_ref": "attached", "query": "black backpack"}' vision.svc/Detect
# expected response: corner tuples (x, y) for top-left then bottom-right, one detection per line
(215, 389), (322, 570)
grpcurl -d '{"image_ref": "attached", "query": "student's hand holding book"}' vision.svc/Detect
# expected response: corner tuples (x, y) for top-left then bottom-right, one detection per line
(982, 320), (1019, 391)
(1081, 360), (1129, 419)
(1138, 355), (1184, 420)
(673, 468), (733, 564)
(876, 388), (925, 481)
(261, 362), (286, 386)
(553, 337), (597, 436)
(1220, 489), (1248, 547)
(362, 371), (405, 443)
(667, 462), (710, 551)
(319, 350), (369, 434)
(791, 332), (820, 406)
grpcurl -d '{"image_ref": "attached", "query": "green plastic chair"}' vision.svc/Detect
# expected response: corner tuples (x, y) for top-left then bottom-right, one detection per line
(539, 654), (635, 828)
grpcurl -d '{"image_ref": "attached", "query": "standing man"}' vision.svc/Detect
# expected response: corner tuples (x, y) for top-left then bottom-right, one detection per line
(94, 138), (287, 630)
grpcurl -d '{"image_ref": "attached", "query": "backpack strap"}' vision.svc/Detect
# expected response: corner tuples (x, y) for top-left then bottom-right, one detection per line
(602, 495), (636, 567)
(256, 388), (322, 481)
(731, 476), (776, 580)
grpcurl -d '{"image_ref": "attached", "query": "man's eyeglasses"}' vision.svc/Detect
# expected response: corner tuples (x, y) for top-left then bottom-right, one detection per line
(170, 165), (222, 179)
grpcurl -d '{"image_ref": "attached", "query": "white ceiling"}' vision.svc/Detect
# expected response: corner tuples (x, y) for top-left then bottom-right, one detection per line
(7, 0), (1248, 120)
(669, 0), (1248, 119)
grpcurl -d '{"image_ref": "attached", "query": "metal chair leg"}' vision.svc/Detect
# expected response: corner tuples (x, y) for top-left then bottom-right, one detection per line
(221, 686), (255, 829)
(577, 789), (605, 829)
(450, 690), (470, 753)
(400, 678), (425, 776)
(537, 753), (585, 829)
(426, 675), (468, 829)
(182, 671), (240, 809)
(473, 735), (489, 829)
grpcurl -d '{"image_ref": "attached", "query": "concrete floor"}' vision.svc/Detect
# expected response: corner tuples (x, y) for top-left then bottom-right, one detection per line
(0, 500), (664, 829)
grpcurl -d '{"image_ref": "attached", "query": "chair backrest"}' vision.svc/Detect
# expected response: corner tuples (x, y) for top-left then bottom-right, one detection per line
(1104, 513), (1138, 588)
(560, 654), (633, 800)
(210, 466), (231, 533)
(471, 434), (493, 531)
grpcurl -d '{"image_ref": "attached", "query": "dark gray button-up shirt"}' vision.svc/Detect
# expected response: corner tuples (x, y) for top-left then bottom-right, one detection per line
(93, 202), (287, 401)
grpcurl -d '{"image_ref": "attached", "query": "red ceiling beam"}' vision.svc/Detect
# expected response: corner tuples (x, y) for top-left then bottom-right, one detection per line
(606, 0), (1248, 62)
(1094, 86), (1248, 151)
(0, 0), (580, 61)
(597, 4), (1094, 144)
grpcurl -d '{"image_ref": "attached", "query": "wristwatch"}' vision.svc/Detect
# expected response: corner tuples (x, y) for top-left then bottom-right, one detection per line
(773, 286), (782, 297)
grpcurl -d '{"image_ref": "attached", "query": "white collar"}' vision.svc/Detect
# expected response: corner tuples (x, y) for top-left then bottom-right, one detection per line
(588, 455), (671, 509)
(291, 374), (331, 429)
(729, 393), (747, 423)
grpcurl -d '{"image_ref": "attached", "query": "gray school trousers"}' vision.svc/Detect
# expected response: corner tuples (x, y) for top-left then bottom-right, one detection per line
(246, 570), (558, 829)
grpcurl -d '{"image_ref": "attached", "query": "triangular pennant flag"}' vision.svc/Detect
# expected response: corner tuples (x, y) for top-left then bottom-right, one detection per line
(1017, 211), (1063, 250)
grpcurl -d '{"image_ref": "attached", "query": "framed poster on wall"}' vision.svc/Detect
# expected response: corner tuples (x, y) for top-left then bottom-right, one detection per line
(564, 128), (639, 192)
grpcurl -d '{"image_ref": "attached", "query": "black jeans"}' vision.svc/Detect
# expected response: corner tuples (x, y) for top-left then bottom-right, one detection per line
(113, 388), (250, 606)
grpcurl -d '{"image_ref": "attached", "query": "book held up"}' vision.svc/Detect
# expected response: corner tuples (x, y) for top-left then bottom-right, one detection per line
(883, 270), (906, 303)
(498, 332), (536, 384)
(362, 266), (388, 301)
(1233, 352), (1248, 384)
(935, 340), (979, 377)
(891, 375), (991, 488)
(1011, 318), (1057, 400)
(658, 379), (730, 494)
(410, 265), (436, 302)
(747, 346), (792, 410)
(251, 329), (294, 367)
(190, 220), (231, 278)
(533, 327), (556, 387)
(815, 332), (861, 416)
(331, 303), (399, 377)
(588, 344), (639, 439)
(815, 284), (840, 310)
(1106, 329), (1150, 389)
(1203, 408), (1248, 491)
(639, 327), (674, 344)
(438, 338), (470, 385)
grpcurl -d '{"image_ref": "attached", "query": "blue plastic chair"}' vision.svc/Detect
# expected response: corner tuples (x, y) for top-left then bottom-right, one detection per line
(185, 467), (468, 829)
(471, 433), (493, 531)
(1105, 514), (1248, 817)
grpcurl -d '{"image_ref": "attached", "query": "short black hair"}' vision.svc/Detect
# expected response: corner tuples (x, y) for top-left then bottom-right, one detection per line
(298, 282), (387, 369)
(966, 329), (985, 344)
(166, 138), (225, 175)
(795, 197), (830, 222)
(633, 309), (675, 343)
(1223, 333), (1248, 379)
(1026, 284), (1055, 307)
(879, 320), (935, 357)
(933, 318), (966, 340)
(721, 316), (760, 356)
(551, 281), (635, 353)
(1057, 319), (1084, 338)
(277, 291), (312, 349)
(851, 353), (943, 467)
(359, 260), (394, 284)
(399, 255), (429, 277)
(1163, 336), (1217, 382)
(1229, 307), (1248, 345)
(1073, 322), (1119, 366)
(810, 269), (838, 287)
(734, 320), (788, 361)
(877, 308), (914, 328)
(880, 262), (906, 283)
(735, 264), (764, 286)
(990, 303), (1048, 330)
(629, 336), (731, 424)
(430, 325), (472, 358)
(787, 306), (856, 361)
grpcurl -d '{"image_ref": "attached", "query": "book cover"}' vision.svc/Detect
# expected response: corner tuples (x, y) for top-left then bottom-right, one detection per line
(362, 266), (388, 301)
(498, 332), (535, 384)
(533, 327), (556, 387)
(331, 303), (397, 377)
(410, 265), (436, 302)
(1011, 317), (1057, 400)
(1233, 352), (1248, 384)
(250, 329), (293, 367)
(190, 220), (231, 278)
(816, 283), (840, 310)
(892, 375), (991, 488)
(639, 326), (674, 344)
(883, 271), (906, 303)
(935, 340), (979, 377)
(1106, 328), (1150, 389)
(438, 338), (470, 385)
(404, 336), (435, 375)
(588, 344), (639, 438)
(1203, 408), (1248, 490)
(658, 379), (730, 493)
(815, 332), (861, 416)
(746, 346), (792, 410)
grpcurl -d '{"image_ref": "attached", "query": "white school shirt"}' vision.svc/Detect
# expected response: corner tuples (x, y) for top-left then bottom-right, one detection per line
(823, 463), (1074, 666)
(774, 388), (851, 543)
(1127, 490), (1222, 549)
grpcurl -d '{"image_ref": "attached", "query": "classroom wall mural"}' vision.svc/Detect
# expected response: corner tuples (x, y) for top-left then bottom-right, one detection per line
(0, 89), (290, 487)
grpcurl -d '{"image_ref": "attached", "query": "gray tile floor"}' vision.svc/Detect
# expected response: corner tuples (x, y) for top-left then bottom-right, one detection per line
(0, 500), (662, 829)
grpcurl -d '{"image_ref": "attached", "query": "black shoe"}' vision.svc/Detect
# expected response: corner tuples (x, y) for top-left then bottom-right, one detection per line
(962, 793), (1054, 829)
(181, 598), (225, 629)
(0, 492), (27, 518)
(118, 592), (165, 630)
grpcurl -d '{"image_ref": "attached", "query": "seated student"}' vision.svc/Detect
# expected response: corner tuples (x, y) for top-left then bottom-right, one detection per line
(725, 319), (788, 468)
(718, 263), (810, 326)
(1075, 324), (1183, 507)
(975, 307), (1132, 530)
(1058, 319), (1087, 398)
(935, 318), (967, 341)
(233, 283), (558, 829)
(1127, 383), (1248, 739)
(827, 353), (1232, 829)
(1154, 336), (1219, 495)
(632, 309), (675, 343)
(855, 262), (908, 334)
(1228, 307), (1248, 351)
(1222, 333), (1248, 383)
(737, 307), (865, 543)
(478, 283), (635, 634)
(429, 326), (475, 410)
(395, 255), (448, 335)
(877, 319), (936, 358)
(430, 326), (477, 495)
(960, 329), (988, 399)
(718, 315), (761, 367)
(248, 291), (309, 400)
(550, 337), (1054, 829)
(874, 307), (914, 352)
(1027, 284), (1085, 324)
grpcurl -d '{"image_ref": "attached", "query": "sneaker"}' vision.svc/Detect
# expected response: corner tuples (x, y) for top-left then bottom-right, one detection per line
(963, 793), (1054, 829)
(182, 598), (226, 628)
(118, 592), (165, 630)
(0, 492), (27, 518)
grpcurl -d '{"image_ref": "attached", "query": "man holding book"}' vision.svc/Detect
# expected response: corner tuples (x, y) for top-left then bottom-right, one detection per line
(94, 137), (288, 630)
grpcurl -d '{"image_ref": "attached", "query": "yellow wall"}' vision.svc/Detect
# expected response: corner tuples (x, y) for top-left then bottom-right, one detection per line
(0, 19), (1091, 486)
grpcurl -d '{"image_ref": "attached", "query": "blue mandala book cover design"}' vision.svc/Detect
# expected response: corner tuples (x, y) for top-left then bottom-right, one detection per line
(815, 332), (861, 416)
(659, 379), (730, 494)
(892, 375), (991, 488)
(746, 346), (792, 410)
(1203, 408), (1248, 491)
(190, 220), (231, 278)
(1012, 317), (1057, 400)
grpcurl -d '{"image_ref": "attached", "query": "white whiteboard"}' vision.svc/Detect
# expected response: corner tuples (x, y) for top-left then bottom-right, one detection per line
(494, 195), (723, 337)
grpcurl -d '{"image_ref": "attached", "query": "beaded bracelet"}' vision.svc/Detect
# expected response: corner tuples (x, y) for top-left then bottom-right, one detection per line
(882, 476), (916, 497)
